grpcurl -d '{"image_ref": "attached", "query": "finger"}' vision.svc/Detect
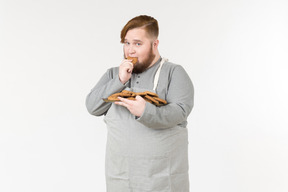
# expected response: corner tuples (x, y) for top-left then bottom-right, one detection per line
(115, 101), (124, 107)
(121, 62), (133, 73)
(126, 62), (133, 70)
(121, 59), (134, 67)
(135, 95), (144, 101)
(117, 97), (134, 105)
(115, 100), (128, 108)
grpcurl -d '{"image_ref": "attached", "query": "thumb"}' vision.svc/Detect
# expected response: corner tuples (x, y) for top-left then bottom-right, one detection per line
(135, 95), (143, 101)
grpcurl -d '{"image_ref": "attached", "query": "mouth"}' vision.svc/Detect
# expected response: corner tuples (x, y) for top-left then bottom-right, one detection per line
(127, 56), (138, 65)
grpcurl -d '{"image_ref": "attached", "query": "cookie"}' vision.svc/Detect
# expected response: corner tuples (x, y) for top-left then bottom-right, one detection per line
(144, 91), (158, 97)
(127, 56), (138, 65)
(121, 90), (136, 96)
(144, 95), (159, 105)
(153, 97), (167, 105)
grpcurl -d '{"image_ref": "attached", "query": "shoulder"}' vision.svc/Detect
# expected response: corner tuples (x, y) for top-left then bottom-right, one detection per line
(162, 60), (188, 76)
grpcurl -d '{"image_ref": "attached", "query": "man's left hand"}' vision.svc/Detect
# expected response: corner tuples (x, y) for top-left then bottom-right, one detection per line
(115, 95), (146, 117)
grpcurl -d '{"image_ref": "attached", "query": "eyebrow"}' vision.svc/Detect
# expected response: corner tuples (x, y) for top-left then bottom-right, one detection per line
(124, 39), (143, 43)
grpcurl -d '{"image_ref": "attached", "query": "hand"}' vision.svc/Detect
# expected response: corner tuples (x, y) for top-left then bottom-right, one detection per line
(115, 95), (146, 117)
(119, 59), (134, 84)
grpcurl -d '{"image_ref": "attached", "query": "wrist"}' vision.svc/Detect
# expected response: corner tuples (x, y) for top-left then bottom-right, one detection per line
(119, 77), (129, 86)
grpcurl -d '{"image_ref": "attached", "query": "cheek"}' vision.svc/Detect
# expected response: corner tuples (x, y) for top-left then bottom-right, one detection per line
(138, 47), (150, 58)
(137, 53), (146, 62)
(123, 47), (129, 57)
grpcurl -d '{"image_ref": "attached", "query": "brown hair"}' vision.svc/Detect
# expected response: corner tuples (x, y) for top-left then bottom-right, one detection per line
(120, 15), (159, 43)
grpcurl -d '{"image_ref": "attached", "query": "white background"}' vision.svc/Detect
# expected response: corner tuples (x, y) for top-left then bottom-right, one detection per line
(1, 0), (288, 191)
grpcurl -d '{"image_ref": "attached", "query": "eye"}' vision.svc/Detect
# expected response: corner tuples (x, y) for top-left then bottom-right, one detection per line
(124, 42), (130, 45)
(136, 43), (141, 46)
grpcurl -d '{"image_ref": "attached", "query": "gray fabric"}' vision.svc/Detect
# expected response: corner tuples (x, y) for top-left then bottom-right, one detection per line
(86, 58), (194, 129)
(86, 58), (194, 191)
(104, 87), (190, 192)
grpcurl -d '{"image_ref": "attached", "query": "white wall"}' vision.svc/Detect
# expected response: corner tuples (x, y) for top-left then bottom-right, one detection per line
(1, 0), (287, 191)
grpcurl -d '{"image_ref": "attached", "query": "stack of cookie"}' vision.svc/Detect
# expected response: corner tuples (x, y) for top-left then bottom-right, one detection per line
(103, 90), (167, 106)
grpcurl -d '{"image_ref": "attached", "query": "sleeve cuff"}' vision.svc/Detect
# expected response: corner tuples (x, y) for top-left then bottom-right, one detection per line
(136, 102), (154, 122)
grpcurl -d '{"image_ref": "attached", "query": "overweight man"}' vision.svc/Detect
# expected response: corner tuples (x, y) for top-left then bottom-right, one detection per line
(86, 15), (194, 192)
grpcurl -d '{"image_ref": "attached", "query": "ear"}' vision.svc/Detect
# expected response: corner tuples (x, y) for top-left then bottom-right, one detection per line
(153, 39), (159, 49)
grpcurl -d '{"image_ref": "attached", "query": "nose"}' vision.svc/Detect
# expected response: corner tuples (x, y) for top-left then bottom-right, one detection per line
(128, 45), (136, 55)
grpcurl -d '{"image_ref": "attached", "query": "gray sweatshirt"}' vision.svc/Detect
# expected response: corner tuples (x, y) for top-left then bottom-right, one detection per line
(86, 58), (194, 129)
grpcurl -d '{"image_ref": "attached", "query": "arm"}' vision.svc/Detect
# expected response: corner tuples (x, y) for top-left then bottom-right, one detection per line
(86, 59), (135, 116)
(85, 68), (126, 116)
(137, 65), (194, 129)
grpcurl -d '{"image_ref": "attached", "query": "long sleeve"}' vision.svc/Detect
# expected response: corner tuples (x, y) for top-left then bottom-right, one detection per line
(137, 65), (194, 129)
(86, 68), (126, 116)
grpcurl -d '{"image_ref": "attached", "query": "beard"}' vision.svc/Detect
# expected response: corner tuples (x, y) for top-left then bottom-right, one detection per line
(124, 45), (156, 74)
(132, 49), (155, 74)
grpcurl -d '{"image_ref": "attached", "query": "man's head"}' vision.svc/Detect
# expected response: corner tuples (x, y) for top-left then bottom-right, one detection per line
(121, 15), (160, 73)
(120, 15), (159, 44)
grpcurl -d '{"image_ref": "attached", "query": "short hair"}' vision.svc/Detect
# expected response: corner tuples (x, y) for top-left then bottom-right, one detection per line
(120, 15), (159, 43)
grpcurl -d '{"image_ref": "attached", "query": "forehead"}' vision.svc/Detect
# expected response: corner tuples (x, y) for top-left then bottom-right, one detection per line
(124, 28), (151, 41)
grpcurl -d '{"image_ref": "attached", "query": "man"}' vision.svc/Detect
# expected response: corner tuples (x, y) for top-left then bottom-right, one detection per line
(86, 15), (194, 192)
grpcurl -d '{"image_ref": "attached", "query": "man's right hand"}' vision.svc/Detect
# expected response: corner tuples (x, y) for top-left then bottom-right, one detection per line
(119, 59), (134, 84)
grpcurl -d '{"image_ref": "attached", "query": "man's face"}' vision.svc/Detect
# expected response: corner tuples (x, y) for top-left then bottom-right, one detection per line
(123, 28), (156, 74)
